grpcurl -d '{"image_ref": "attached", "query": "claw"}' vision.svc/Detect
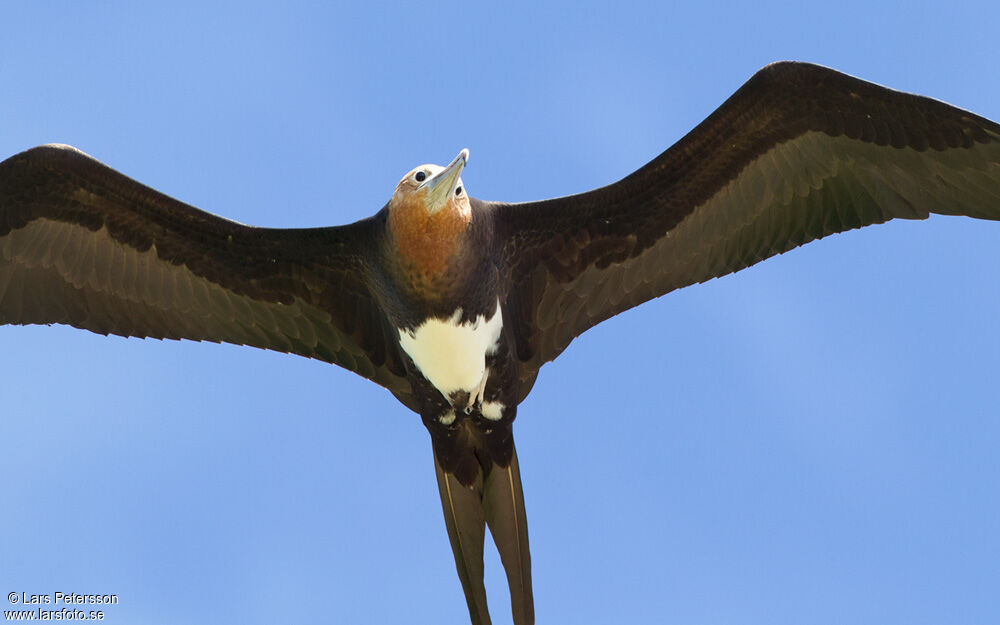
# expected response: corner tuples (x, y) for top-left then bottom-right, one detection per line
(467, 367), (489, 413)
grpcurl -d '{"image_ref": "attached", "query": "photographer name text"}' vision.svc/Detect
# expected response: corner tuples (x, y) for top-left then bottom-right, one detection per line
(9, 593), (117, 606)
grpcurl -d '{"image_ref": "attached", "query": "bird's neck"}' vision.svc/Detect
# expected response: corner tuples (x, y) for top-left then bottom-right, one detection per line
(388, 195), (472, 279)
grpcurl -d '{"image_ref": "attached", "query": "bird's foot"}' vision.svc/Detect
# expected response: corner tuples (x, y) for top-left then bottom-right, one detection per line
(465, 368), (489, 414)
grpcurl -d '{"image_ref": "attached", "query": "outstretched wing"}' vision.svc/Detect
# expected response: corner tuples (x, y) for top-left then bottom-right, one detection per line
(0, 144), (414, 406)
(495, 62), (1000, 396)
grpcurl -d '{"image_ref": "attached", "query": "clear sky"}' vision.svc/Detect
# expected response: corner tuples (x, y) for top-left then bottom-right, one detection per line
(2, 2), (999, 624)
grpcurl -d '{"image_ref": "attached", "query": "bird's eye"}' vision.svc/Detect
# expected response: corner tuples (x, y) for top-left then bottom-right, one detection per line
(415, 171), (427, 182)
(455, 186), (463, 196)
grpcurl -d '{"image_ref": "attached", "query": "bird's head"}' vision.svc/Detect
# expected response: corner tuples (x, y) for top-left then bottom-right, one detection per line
(387, 149), (475, 276)
(390, 148), (470, 217)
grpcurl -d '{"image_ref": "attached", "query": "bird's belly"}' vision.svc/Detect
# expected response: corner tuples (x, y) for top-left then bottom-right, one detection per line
(398, 300), (502, 397)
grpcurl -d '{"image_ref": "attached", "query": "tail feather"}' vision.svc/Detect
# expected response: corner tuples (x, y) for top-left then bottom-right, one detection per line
(433, 443), (534, 625)
(435, 452), (491, 625)
(483, 446), (533, 625)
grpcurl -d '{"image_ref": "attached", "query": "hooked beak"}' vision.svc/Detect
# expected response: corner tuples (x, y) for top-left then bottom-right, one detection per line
(422, 148), (469, 214)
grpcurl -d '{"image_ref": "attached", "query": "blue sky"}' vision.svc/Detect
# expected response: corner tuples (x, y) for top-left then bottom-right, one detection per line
(2, 2), (999, 624)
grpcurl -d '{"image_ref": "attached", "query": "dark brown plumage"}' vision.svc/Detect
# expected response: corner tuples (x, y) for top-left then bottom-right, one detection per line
(497, 62), (1000, 400)
(2, 62), (1000, 625)
(1, 144), (417, 406)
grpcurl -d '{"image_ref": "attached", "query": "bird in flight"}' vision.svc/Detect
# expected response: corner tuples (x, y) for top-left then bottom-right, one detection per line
(2, 62), (999, 625)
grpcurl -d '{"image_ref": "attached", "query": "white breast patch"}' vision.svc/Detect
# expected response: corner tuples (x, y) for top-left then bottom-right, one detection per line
(398, 299), (502, 398)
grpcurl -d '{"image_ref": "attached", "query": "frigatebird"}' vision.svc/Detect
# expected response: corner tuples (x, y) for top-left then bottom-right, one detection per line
(2, 61), (999, 624)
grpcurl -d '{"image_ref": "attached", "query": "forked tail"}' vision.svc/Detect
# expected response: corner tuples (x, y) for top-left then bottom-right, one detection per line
(434, 443), (533, 625)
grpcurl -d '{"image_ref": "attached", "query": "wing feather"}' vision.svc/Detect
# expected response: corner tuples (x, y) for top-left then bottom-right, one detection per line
(495, 62), (1000, 395)
(0, 144), (413, 405)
